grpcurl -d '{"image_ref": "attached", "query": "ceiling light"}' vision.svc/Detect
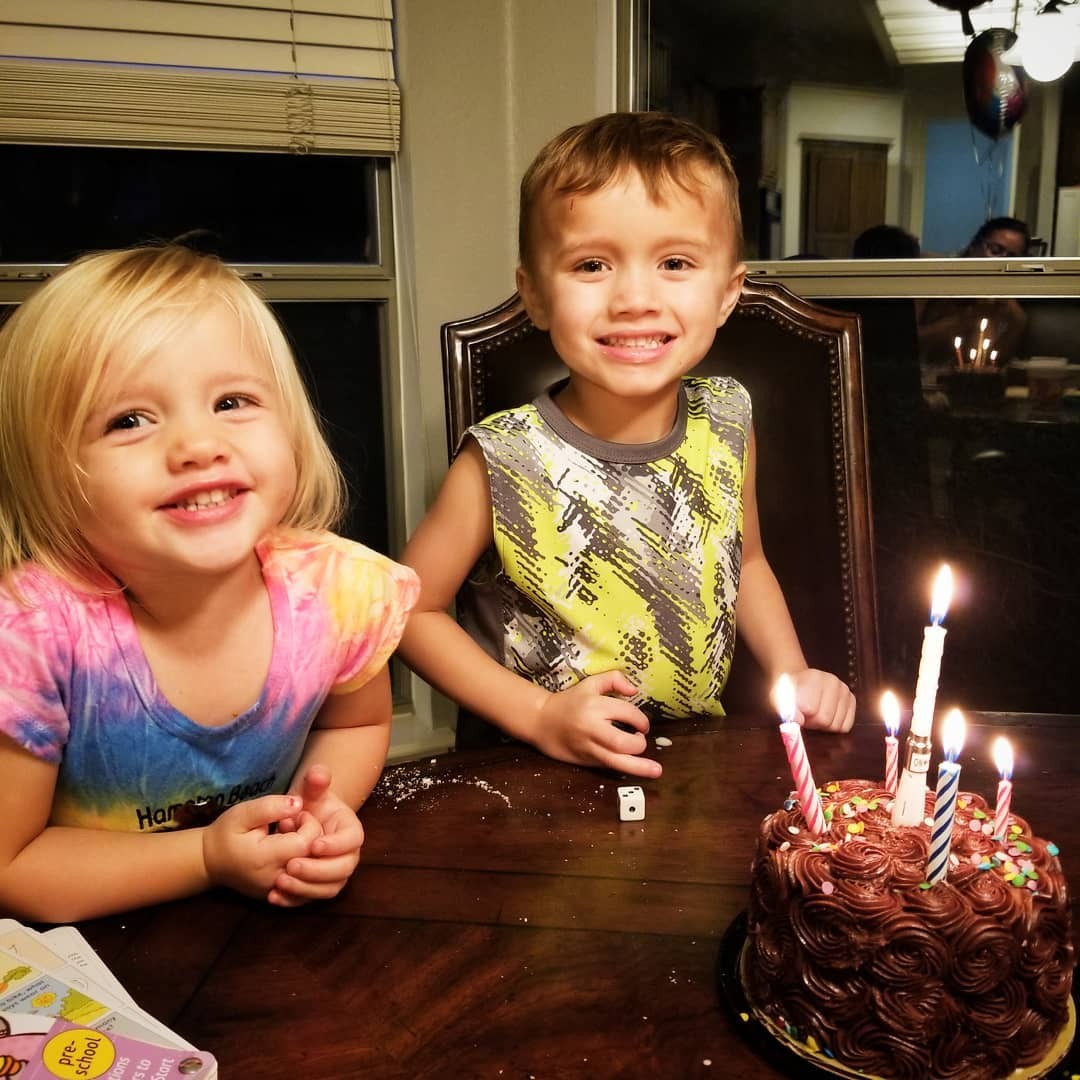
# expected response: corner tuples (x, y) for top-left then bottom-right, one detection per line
(1014, 0), (1077, 81)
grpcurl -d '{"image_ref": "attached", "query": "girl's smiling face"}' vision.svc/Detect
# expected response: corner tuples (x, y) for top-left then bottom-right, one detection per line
(77, 303), (297, 597)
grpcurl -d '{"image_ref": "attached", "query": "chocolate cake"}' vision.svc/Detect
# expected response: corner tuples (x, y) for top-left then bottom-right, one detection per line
(743, 780), (1073, 1079)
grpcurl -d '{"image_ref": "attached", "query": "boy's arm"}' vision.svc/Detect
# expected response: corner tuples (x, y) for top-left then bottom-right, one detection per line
(0, 734), (313, 923)
(398, 440), (660, 777)
(733, 428), (856, 733)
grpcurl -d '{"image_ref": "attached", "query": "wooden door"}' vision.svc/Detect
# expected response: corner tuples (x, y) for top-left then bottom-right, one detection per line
(801, 140), (888, 258)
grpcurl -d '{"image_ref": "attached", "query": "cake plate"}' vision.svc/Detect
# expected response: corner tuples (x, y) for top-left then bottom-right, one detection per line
(717, 910), (1079, 1080)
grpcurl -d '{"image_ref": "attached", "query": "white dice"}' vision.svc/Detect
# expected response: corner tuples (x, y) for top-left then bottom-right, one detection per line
(617, 785), (645, 821)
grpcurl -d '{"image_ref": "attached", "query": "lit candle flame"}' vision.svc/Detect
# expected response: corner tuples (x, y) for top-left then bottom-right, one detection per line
(880, 690), (900, 737)
(969, 347), (977, 362)
(774, 674), (796, 724)
(953, 335), (962, 348)
(993, 736), (1014, 780)
(979, 317), (989, 332)
(990, 349), (999, 362)
(942, 708), (965, 762)
(930, 564), (953, 625)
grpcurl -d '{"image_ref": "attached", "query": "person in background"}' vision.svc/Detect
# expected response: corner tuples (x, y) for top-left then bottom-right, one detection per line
(852, 225), (921, 259)
(918, 217), (1030, 367)
(399, 111), (855, 781)
(0, 245), (418, 922)
(961, 216), (1029, 258)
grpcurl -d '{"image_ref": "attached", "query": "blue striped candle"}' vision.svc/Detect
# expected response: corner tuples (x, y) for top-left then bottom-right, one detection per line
(926, 709), (966, 885)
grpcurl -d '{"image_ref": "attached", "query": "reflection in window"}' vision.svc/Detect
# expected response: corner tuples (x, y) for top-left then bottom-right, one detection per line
(639, 1), (1080, 259)
(824, 295), (1080, 713)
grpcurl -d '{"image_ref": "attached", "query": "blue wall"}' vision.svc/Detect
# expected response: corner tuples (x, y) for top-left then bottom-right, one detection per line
(922, 119), (1014, 255)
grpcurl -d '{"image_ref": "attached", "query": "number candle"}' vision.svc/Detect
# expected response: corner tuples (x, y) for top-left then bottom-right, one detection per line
(881, 691), (901, 794)
(993, 737), (1014, 840)
(926, 709), (966, 885)
(892, 565), (953, 826)
(775, 675), (826, 836)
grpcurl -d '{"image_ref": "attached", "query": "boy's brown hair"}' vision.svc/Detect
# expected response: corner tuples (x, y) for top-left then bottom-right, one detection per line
(518, 110), (742, 270)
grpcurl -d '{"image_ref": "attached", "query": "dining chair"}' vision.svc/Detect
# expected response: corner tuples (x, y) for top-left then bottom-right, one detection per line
(441, 277), (880, 743)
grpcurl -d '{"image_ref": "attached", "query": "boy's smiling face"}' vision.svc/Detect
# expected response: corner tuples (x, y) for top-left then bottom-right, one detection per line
(517, 168), (745, 435)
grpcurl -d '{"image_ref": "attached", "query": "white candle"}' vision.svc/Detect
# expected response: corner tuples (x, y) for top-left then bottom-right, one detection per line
(975, 317), (989, 365)
(912, 565), (952, 737)
(893, 565), (953, 826)
(993, 737), (1014, 840)
(881, 691), (900, 794)
(926, 709), (966, 884)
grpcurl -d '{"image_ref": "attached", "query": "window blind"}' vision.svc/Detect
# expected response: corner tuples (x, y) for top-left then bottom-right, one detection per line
(0, 0), (399, 154)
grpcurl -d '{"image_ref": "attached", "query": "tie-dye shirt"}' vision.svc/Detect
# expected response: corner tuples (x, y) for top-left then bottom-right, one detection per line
(0, 530), (418, 832)
(465, 376), (750, 719)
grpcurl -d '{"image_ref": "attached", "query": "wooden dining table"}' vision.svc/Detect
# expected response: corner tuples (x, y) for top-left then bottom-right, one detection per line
(66, 712), (1080, 1079)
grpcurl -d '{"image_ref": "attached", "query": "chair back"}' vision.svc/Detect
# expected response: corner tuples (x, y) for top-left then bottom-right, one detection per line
(441, 277), (880, 715)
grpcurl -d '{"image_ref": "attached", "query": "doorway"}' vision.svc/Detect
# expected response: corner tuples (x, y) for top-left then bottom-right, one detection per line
(801, 139), (888, 257)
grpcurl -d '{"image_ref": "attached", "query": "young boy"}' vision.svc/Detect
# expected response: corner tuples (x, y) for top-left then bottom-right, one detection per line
(400, 112), (854, 779)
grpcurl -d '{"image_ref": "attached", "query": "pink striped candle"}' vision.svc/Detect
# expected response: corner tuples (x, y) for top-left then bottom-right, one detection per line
(881, 691), (901, 794)
(774, 675), (826, 836)
(993, 737), (1014, 840)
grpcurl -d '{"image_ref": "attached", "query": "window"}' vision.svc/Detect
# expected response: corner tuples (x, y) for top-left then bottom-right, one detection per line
(0, 145), (407, 700)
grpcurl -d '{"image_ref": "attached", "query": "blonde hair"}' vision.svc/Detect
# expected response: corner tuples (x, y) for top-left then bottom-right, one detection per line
(0, 244), (345, 593)
(519, 111), (743, 270)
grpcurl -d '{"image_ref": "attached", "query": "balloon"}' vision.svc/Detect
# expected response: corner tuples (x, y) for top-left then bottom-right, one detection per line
(929, 0), (991, 38)
(963, 28), (1028, 139)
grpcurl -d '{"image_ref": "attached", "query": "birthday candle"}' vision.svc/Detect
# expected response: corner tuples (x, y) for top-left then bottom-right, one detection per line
(774, 675), (826, 836)
(993, 737), (1014, 840)
(926, 709), (966, 884)
(912, 566), (951, 736)
(893, 565), (953, 826)
(953, 336), (964, 367)
(975, 318), (989, 365)
(881, 691), (900, 794)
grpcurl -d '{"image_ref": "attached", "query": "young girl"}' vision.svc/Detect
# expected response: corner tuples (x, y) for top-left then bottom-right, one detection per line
(0, 245), (419, 923)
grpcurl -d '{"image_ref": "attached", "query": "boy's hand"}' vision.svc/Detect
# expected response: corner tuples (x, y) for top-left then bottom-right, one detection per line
(533, 671), (662, 779)
(787, 669), (856, 733)
(202, 795), (321, 899)
(269, 765), (365, 907)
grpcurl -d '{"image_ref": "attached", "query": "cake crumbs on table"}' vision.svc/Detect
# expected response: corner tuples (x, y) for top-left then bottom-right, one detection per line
(375, 767), (513, 807)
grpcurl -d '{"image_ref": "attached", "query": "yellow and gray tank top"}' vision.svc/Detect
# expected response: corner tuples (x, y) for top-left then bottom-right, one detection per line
(463, 375), (751, 719)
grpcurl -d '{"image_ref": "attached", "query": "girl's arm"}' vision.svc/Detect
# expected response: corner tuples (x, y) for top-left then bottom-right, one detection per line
(733, 427), (856, 732)
(268, 666), (392, 905)
(0, 734), (316, 923)
(397, 439), (657, 777)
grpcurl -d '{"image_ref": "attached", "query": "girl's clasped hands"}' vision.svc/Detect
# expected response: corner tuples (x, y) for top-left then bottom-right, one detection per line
(202, 765), (365, 908)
